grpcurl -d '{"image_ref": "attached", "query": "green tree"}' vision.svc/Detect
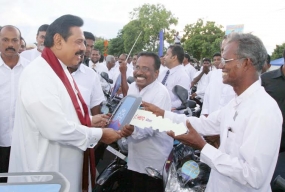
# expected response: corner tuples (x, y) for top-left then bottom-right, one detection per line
(183, 19), (224, 60)
(271, 42), (285, 60)
(108, 30), (125, 56)
(123, 3), (178, 52)
(94, 36), (105, 54)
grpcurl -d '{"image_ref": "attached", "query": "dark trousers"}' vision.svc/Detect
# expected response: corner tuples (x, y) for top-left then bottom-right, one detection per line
(130, 170), (164, 192)
(0, 146), (11, 183)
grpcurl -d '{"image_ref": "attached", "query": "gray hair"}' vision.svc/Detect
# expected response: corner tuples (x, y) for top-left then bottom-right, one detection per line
(106, 55), (115, 63)
(226, 33), (267, 72)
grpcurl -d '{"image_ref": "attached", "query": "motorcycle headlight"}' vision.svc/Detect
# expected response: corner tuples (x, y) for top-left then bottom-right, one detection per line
(165, 163), (196, 192)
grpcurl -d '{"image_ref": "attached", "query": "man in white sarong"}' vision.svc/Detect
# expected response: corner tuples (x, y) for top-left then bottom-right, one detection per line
(8, 14), (121, 192)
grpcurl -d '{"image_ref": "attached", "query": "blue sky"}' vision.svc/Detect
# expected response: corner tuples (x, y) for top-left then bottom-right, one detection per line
(1, 0), (284, 54)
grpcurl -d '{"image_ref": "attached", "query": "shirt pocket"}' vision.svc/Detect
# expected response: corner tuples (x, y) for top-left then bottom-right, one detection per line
(225, 131), (237, 155)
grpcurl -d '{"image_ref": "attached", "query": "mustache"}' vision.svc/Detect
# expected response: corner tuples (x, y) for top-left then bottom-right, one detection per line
(5, 47), (16, 52)
(75, 50), (84, 56)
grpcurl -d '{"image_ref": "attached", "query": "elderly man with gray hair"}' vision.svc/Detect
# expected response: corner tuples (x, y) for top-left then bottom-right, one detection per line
(143, 33), (282, 192)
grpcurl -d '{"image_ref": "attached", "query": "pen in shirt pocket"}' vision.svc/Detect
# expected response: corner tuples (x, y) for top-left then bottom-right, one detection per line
(227, 127), (233, 137)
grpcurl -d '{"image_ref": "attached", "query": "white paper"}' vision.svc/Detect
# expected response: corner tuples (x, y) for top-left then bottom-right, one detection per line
(129, 109), (187, 135)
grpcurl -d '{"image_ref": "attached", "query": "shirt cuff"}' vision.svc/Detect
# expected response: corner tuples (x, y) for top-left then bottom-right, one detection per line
(200, 143), (219, 168)
(86, 128), (103, 148)
(164, 110), (175, 121)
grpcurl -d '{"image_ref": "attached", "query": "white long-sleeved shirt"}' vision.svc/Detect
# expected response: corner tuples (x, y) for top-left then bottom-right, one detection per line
(127, 80), (173, 175)
(20, 48), (41, 62)
(158, 65), (190, 108)
(71, 64), (105, 114)
(184, 63), (197, 83)
(193, 70), (210, 101)
(9, 56), (103, 192)
(201, 69), (235, 115)
(0, 56), (30, 146)
(165, 81), (282, 192)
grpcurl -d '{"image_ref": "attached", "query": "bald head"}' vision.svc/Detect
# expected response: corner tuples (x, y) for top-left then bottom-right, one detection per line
(0, 25), (21, 57)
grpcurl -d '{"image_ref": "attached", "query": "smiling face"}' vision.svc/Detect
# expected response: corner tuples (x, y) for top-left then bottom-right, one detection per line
(91, 49), (100, 64)
(0, 26), (20, 58)
(221, 41), (245, 87)
(53, 26), (86, 67)
(133, 56), (159, 91)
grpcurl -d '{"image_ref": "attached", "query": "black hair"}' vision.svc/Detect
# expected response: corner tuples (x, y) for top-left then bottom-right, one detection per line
(212, 52), (221, 58)
(266, 54), (271, 64)
(92, 48), (101, 54)
(184, 53), (191, 62)
(37, 24), (49, 35)
(20, 37), (26, 47)
(137, 52), (161, 70)
(44, 15), (83, 48)
(168, 45), (184, 64)
(203, 58), (211, 63)
(0, 25), (22, 38)
(83, 31), (95, 41)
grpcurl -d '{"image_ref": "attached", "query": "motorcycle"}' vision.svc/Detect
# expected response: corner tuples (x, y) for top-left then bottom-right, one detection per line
(146, 85), (210, 192)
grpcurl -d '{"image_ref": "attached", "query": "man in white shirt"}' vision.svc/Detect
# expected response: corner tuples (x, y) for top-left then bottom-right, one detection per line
(158, 45), (190, 109)
(83, 31), (95, 66)
(0, 25), (30, 183)
(89, 48), (109, 91)
(201, 52), (235, 117)
(174, 31), (181, 45)
(18, 37), (26, 53)
(8, 15), (121, 192)
(190, 58), (211, 101)
(183, 53), (197, 83)
(120, 52), (173, 192)
(20, 24), (49, 62)
(144, 33), (282, 192)
(106, 55), (116, 80)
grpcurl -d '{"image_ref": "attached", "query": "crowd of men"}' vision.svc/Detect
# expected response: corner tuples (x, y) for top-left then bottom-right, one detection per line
(0, 14), (284, 192)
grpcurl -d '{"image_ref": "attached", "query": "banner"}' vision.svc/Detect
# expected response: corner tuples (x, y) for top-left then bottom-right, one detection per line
(225, 24), (244, 35)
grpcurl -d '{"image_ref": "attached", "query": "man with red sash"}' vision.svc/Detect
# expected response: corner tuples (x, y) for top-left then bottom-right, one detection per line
(8, 15), (121, 192)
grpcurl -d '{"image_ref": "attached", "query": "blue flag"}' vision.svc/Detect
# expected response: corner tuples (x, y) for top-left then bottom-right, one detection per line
(158, 30), (164, 57)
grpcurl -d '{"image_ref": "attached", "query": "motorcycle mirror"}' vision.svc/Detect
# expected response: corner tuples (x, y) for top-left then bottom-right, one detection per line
(172, 85), (188, 104)
(101, 72), (110, 82)
(145, 167), (162, 179)
(186, 100), (196, 108)
(127, 76), (135, 84)
(101, 72), (113, 84)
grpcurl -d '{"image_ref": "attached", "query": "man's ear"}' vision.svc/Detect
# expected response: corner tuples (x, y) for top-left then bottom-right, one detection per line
(53, 33), (62, 50)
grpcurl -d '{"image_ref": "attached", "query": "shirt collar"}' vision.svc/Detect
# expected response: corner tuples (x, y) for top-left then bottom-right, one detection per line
(233, 80), (261, 108)
(169, 64), (182, 74)
(0, 54), (27, 68)
(135, 79), (157, 93)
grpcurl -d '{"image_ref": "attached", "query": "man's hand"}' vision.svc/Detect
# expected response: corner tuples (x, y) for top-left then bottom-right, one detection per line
(91, 114), (109, 127)
(120, 124), (134, 137)
(119, 60), (127, 74)
(202, 65), (210, 74)
(190, 92), (197, 100)
(167, 121), (206, 150)
(100, 128), (121, 144)
(141, 101), (164, 117)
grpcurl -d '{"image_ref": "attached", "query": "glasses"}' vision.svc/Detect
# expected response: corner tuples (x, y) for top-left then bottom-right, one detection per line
(220, 58), (245, 67)
(133, 65), (152, 73)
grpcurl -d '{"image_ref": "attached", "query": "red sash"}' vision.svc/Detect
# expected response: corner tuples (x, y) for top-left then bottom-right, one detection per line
(42, 47), (96, 191)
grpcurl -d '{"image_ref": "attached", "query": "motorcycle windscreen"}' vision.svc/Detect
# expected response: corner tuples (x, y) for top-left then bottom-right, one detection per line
(108, 95), (142, 131)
